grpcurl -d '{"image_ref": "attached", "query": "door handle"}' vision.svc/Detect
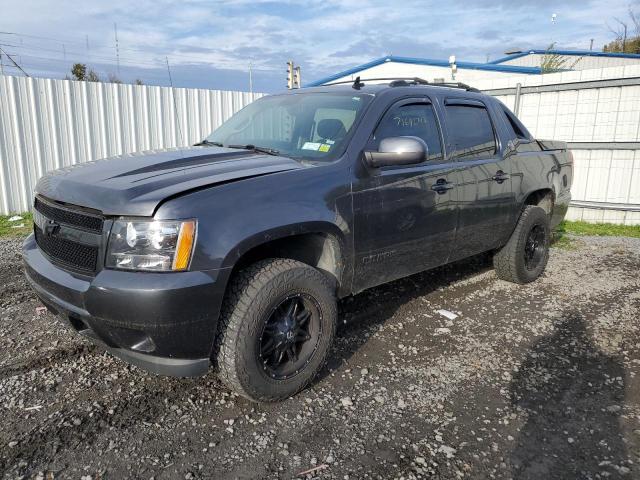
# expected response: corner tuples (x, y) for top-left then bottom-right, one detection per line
(431, 178), (455, 194)
(492, 170), (510, 184)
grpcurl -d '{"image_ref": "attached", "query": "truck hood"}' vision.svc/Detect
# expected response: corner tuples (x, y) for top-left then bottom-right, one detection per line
(35, 146), (306, 216)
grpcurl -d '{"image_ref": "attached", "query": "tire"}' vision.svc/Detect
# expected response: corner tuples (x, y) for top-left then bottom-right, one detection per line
(494, 205), (551, 284)
(214, 258), (337, 402)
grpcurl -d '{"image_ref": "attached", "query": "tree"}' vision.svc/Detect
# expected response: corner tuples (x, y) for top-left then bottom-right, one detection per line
(71, 63), (87, 81)
(108, 73), (122, 84)
(540, 43), (582, 73)
(70, 63), (100, 82)
(135, 79), (144, 85)
(86, 69), (100, 82)
(604, 8), (640, 53)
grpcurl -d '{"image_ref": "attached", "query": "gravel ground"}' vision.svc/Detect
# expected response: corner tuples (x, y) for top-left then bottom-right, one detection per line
(1, 235), (639, 480)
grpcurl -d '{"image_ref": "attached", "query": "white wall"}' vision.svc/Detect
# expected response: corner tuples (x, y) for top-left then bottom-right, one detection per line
(0, 75), (263, 214)
(323, 60), (527, 85)
(480, 66), (640, 225)
(498, 53), (640, 71)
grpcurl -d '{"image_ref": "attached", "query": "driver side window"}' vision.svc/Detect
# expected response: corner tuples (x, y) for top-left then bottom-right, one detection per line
(373, 102), (443, 161)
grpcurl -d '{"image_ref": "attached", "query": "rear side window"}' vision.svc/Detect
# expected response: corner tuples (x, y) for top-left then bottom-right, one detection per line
(501, 106), (529, 140)
(445, 103), (496, 159)
(373, 103), (443, 161)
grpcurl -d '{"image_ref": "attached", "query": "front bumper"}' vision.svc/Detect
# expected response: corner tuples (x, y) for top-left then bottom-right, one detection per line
(22, 234), (228, 377)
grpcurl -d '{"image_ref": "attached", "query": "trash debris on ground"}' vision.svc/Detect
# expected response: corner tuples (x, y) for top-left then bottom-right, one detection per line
(24, 405), (43, 411)
(436, 309), (458, 320)
(296, 464), (328, 476)
(8, 215), (23, 222)
(35, 306), (47, 316)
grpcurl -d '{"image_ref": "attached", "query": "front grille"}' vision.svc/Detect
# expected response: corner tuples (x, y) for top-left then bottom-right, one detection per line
(35, 225), (98, 272)
(34, 197), (103, 233)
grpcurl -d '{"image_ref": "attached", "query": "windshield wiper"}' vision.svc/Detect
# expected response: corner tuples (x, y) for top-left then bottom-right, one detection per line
(227, 144), (280, 156)
(194, 139), (223, 147)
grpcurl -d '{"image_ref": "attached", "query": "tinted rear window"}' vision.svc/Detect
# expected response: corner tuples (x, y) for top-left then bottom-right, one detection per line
(445, 104), (496, 159)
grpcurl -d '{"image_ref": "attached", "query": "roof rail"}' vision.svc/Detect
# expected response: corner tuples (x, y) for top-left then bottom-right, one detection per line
(430, 80), (481, 93)
(322, 77), (479, 92)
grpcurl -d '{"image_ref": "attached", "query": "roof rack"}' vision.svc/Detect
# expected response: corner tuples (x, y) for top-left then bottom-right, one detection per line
(323, 76), (480, 92)
(430, 80), (480, 93)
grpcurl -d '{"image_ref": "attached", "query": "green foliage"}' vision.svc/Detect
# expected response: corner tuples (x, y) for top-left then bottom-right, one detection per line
(0, 213), (33, 237)
(71, 63), (86, 81)
(70, 63), (100, 82)
(551, 220), (639, 250)
(559, 220), (640, 238)
(86, 69), (101, 82)
(540, 43), (582, 73)
(603, 37), (640, 53)
(604, 8), (640, 53)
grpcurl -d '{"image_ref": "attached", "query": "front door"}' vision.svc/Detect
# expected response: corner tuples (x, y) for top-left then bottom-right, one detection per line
(352, 97), (459, 292)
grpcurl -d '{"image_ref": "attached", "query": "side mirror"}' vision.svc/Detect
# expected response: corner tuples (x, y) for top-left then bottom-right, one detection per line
(364, 136), (428, 168)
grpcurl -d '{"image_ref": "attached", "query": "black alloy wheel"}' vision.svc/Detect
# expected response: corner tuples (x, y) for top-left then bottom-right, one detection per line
(258, 294), (321, 380)
(524, 224), (546, 270)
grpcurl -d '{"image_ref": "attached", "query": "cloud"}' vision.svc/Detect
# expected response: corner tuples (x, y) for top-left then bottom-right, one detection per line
(0, 0), (634, 92)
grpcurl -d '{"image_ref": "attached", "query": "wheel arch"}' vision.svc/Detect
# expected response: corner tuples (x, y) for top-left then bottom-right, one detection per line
(522, 187), (555, 215)
(221, 222), (349, 296)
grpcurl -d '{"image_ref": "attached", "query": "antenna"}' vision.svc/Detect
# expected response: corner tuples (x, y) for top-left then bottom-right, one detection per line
(166, 57), (184, 147)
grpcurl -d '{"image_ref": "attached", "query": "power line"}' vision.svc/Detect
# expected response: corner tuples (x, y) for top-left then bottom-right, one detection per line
(0, 42), (166, 68)
(0, 46), (29, 76)
(0, 29), (275, 70)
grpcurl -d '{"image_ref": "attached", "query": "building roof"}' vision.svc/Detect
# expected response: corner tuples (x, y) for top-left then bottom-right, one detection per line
(307, 55), (542, 87)
(489, 49), (640, 64)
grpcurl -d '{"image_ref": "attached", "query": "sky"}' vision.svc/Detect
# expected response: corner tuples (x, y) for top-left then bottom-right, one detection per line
(0, 0), (637, 93)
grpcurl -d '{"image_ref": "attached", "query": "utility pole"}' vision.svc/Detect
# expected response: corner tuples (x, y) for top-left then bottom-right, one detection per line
(0, 51), (3, 75)
(286, 61), (302, 89)
(86, 34), (90, 63)
(590, 38), (594, 51)
(62, 43), (66, 61)
(286, 60), (294, 89)
(114, 23), (120, 75)
(249, 60), (253, 94)
(294, 66), (301, 88)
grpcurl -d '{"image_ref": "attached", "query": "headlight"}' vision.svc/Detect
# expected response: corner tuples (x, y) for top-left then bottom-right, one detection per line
(106, 219), (197, 271)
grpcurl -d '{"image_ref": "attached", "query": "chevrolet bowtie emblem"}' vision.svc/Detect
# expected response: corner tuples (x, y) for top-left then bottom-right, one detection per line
(43, 219), (60, 237)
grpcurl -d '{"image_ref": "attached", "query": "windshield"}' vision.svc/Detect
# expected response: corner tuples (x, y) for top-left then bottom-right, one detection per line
(205, 92), (372, 161)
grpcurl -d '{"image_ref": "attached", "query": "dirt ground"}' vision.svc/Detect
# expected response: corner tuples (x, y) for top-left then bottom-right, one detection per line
(1, 234), (639, 480)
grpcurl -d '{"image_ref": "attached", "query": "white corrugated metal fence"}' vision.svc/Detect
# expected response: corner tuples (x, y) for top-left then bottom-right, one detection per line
(0, 75), (263, 214)
(479, 68), (640, 225)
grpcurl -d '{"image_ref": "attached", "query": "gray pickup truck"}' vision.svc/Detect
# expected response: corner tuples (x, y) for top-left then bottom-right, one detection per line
(23, 78), (572, 402)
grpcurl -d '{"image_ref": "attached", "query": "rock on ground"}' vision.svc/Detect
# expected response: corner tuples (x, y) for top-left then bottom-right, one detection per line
(1, 235), (639, 479)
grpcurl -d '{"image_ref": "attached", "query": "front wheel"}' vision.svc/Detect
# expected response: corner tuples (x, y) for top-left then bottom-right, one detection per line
(493, 205), (551, 284)
(214, 258), (337, 402)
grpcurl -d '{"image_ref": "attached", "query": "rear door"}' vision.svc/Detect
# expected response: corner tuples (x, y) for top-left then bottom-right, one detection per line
(352, 96), (459, 292)
(442, 98), (517, 261)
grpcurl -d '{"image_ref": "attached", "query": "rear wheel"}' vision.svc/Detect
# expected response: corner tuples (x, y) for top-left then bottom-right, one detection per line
(494, 205), (551, 284)
(214, 258), (336, 402)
